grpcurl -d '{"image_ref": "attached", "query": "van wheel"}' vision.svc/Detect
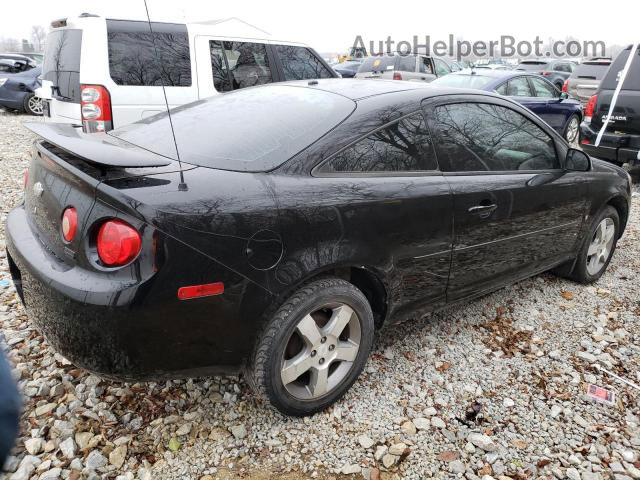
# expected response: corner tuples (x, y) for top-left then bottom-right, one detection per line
(563, 114), (580, 145)
(556, 206), (619, 283)
(246, 278), (374, 416)
(23, 94), (43, 116)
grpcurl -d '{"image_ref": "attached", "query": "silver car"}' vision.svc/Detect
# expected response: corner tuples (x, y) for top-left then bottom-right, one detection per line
(565, 58), (612, 105)
(355, 54), (443, 82)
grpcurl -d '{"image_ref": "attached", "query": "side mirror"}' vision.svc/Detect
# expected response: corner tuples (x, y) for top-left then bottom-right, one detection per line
(559, 92), (569, 100)
(565, 148), (590, 172)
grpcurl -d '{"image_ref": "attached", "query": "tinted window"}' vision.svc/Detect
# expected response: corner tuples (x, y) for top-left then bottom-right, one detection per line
(397, 56), (416, 72)
(106, 20), (191, 87)
(529, 77), (557, 97)
(432, 74), (494, 89)
(431, 102), (558, 172)
(42, 29), (82, 102)
(495, 82), (507, 95)
(571, 62), (611, 80)
(275, 45), (333, 80)
(111, 85), (355, 172)
(359, 56), (397, 73)
(210, 41), (273, 92)
(517, 61), (548, 71)
(600, 47), (640, 91)
(320, 113), (438, 173)
(434, 58), (451, 76)
(505, 77), (533, 96)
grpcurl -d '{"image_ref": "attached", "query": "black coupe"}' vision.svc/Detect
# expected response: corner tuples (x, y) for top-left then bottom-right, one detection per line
(6, 79), (632, 416)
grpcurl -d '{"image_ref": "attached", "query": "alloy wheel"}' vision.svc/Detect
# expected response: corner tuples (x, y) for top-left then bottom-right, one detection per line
(28, 96), (43, 115)
(281, 303), (361, 400)
(586, 217), (615, 276)
(565, 117), (579, 144)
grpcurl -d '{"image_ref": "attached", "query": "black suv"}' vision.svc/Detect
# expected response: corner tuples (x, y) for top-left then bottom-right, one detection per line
(580, 45), (640, 172)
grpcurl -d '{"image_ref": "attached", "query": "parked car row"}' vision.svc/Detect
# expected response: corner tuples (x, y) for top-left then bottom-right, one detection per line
(0, 53), (42, 115)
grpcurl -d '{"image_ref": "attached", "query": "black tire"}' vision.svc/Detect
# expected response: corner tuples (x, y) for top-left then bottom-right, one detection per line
(246, 277), (374, 416)
(563, 114), (580, 144)
(562, 206), (620, 283)
(23, 94), (43, 116)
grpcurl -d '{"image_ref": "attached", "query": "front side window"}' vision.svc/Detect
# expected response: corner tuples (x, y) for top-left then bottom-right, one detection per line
(107, 20), (191, 87)
(397, 56), (416, 72)
(505, 77), (533, 96)
(275, 45), (333, 80)
(434, 58), (451, 76)
(529, 77), (557, 98)
(209, 41), (273, 91)
(320, 112), (438, 173)
(419, 58), (433, 74)
(430, 102), (558, 172)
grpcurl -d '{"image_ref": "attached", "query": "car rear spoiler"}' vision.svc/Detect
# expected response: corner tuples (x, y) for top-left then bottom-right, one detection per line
(25, 123), (172, 168)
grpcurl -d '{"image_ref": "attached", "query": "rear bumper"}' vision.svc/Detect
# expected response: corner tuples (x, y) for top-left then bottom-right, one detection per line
(5, 205), (269, 380)
(580, 122), (640, 171)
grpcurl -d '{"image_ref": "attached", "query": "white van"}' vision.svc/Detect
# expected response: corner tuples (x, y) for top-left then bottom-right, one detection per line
(37, 15), (337, 133)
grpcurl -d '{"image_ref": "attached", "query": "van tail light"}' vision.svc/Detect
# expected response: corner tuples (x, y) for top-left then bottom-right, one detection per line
(393, 72), (403, 80)
(584, 94), (598, 123)
(96, 219), (141, 267)
(81, 85), (113, 133)
(562, 79), (568, 93)
(61, 207), (78, 243)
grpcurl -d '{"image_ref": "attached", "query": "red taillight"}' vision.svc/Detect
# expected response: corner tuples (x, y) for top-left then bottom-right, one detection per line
(80, 84), (113, 133)
(541, 71), (550, 76)
(61, 207), (78, 243)
(562, 79), (568, 93)
(96, 219), (141, 267)
(393, 72), (403, 80)
(177, 283), (225, 300)
(23, 169), (29, 190)
(584, 94), (598, 122)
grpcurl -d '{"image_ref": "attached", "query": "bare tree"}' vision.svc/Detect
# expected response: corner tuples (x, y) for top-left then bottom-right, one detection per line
(31, 25), (47, 52)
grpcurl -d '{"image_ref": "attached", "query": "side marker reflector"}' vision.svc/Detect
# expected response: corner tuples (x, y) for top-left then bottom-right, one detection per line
(177, 282), (224, 300)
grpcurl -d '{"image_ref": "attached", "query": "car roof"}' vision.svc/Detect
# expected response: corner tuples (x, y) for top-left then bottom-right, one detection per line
(277, 78), (490, 102)
(449, 69), (526, 80)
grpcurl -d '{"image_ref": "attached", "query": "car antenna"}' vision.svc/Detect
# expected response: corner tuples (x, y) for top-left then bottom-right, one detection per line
(142, 0), (188, 192)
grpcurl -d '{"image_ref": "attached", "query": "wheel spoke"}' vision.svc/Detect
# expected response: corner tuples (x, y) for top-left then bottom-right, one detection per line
(324, 305), (354, 338)
(587, 242), (599, 256)
(587, 253), (600, 272)
(308, 367), (329, 397)
(296, 314), (322, 346)
(604, 223), (615, 244)
(281, 351), (313, 385)
(334, 340), (359, 362)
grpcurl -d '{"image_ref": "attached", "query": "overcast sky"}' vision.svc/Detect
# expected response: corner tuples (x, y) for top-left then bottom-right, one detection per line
(1, 0), (635, 53)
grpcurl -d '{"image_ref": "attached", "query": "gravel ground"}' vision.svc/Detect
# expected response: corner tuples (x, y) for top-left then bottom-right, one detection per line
(0, 111), (639, 480)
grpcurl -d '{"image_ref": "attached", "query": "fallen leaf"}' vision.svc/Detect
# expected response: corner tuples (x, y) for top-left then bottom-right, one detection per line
(560, 290), (574, 300)
(512, 439), (528, 449)
(371, 467), (380, 480)
(436, 362), (452, 372)
(537, 459), (552, 468)
(438, 450), (460, 462)
(168, 437), (181, 452)
(478, 464), (493, 476)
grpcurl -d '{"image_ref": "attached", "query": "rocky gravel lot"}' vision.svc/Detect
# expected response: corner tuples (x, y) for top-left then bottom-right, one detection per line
(0, 111), (639, 480)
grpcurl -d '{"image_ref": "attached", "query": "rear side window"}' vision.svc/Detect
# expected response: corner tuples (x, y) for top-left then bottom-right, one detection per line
(397, 56), (416, 72)
(600, 47), (640, 90)
(319, 112), (438, 173)
(106, 20), (191, 87)
(430, 102), (558, 172)
(505, 77), (533, 96)
(529, 77), (558, 97)
(42, 29), (82, 102)
(275, 45), (333, 80)
(210, 41), (273, 92)
(434, 59), (451, 76)
(517, 61), (548, 71)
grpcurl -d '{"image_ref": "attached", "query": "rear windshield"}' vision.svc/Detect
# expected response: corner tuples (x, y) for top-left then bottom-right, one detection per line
(432, 74), (494, 89)
(600, 47), (640, 91)
(571, 62), (610, 80)
(517, 61), (548, 70)
(359, 56), (397, 73)
(106, 20), (191, 87)
(110, 85), (356, 172)
(42, 29), (82, 103)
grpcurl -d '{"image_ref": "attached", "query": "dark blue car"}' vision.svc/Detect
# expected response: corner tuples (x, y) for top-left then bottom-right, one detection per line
(0, 63), (42, 116)
(431, 69), (582, 144)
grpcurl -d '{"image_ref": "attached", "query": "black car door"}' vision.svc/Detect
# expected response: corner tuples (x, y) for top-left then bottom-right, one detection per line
(423, 95), (589, 301)
(310, 111), (453, 315)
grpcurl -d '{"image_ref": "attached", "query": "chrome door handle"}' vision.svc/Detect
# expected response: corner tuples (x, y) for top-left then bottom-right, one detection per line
(468, 204), (497, 217)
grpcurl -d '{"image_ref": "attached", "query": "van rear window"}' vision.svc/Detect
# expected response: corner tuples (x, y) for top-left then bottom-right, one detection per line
(359, 56), (397, 73)
(106, 19), (191, 87)
(600, 47), (640, 91)
(572, 62), (610, 80)
(42, 29), (82, 103)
